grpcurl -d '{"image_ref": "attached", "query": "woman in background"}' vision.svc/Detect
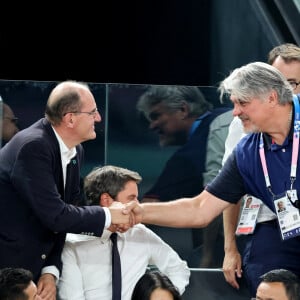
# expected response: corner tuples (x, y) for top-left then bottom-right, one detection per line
(131, 270), (182, 300)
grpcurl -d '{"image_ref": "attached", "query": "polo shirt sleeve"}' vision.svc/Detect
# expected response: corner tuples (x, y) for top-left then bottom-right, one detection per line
(205, 150), (246, 204)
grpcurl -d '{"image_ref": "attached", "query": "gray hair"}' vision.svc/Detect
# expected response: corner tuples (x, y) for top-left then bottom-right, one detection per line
(137, 85), (212, 120)
(218, 62), (293, 105)
(84, 165), (142, 205)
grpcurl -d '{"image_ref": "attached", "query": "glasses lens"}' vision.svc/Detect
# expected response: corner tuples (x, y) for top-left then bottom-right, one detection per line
(91, 108), (98, 115)
(288, 81), (297, 90)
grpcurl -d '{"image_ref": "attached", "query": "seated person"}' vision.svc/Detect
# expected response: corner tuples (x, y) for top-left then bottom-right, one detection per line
(0, 267), (41, 300)
(58, 165), (190, 300)
(131, 270), (182, 300)
(255, 269), (300, 300)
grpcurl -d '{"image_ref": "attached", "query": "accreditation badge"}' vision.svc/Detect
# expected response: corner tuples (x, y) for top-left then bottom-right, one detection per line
(275, 192), (300, 241)
(236, 194), (262, 235)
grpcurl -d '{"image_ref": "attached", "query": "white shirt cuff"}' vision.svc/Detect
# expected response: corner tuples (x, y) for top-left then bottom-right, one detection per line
(41, 266), (60, 283)
(103, 207), (111, 228)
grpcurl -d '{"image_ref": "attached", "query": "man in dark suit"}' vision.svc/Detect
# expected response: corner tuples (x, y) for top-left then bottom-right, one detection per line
(0, 81), (136, 300)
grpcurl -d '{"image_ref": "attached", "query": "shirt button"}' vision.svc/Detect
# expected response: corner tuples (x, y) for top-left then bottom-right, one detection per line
(41, 254), (47, 260)
(282, 148), (286, 152)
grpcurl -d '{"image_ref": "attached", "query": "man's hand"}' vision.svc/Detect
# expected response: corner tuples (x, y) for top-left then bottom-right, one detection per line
(126, 200), (143, 224)
(222, 248), (242, 290)
(109, 200), (140, 232)
(37, 273), (56, 300)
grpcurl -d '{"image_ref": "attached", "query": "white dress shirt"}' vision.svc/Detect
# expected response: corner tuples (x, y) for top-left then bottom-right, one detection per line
(52, 128), (111, 228)
(58, 224), (190, 300)
(41, 127), (77, 280)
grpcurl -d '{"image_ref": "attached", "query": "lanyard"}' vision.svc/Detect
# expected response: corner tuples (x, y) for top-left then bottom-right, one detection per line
(259, 95), (300, 194)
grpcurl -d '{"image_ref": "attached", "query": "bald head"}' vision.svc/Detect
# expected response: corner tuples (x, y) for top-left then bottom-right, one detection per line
(45, 80), (91, 125)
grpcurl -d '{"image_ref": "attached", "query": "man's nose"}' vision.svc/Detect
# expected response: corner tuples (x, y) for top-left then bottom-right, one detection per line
(94, 111), (102, 122)
(232, 105), (242, 117)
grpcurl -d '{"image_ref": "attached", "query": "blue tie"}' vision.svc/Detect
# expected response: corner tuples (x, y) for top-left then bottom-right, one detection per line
(110, 233), (122, 300)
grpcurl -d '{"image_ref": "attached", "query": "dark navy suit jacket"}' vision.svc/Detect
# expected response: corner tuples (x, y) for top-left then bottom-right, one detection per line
(0, 118), (106, 281)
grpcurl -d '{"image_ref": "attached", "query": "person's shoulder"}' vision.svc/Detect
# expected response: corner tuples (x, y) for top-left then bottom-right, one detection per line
(16, 118), (50, 139)
(212, 107), (233, 120)
(212, 106), (232, 115)
(209, 108), (233, 128)
(65, 233), (98, 244)
(7, 119), (53, 149)
(134, 224), (168, 241)
(235, 133), (260, 164)
(238, 132), (259, 147)
(129, 223), (148, 232)
(125, 224), (155, 238)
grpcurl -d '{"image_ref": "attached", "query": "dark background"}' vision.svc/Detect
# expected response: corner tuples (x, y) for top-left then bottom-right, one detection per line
(1, 0), (298, 86)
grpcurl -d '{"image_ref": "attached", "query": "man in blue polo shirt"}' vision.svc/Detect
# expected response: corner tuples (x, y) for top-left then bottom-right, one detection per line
(131, 61), (300, 298)
(222, 43), (300, 296)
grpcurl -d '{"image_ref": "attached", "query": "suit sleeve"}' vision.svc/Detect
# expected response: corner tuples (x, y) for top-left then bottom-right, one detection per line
(11, 138), (106, 236)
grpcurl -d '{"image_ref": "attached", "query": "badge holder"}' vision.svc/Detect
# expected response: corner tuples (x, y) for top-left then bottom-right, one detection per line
(236, 194), (262, 235)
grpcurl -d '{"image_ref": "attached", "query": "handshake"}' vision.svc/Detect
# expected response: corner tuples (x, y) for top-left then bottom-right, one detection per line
(108, 200), (143, 232)
(106, 193), (194, 232)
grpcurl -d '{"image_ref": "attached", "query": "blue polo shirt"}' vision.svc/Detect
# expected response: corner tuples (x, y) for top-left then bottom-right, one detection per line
(206, 120), (295, 214)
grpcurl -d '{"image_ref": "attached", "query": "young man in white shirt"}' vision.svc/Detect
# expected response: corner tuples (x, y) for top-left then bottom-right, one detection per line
(58, 165), (190, 300)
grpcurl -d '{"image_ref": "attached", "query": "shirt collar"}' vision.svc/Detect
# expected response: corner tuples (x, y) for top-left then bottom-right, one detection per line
(52, 126), (77, 163)
(100, 230), (119, 243)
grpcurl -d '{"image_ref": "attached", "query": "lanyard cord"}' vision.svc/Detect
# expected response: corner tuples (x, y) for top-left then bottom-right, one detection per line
(259, 95), (300, 196)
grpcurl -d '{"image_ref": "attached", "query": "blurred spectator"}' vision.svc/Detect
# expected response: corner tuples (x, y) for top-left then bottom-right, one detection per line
(0, 101), (19, 147)
(137, 85), (232, 267)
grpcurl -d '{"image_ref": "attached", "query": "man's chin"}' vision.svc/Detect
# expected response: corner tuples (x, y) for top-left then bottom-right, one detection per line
(243, 125), (258, 134)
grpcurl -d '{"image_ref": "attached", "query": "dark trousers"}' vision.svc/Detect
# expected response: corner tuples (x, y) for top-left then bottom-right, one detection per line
(242, 220), (300, 297)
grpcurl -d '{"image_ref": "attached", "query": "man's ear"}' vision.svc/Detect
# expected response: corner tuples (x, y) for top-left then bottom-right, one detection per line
(100, 193), (112, 207)
(179, 101), (190, 119)
(63, 113), (75, 128)
(268, 90), (278, 107)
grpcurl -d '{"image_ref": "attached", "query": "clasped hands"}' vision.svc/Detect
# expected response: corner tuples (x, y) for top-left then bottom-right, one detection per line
(108, 200), (143, 233)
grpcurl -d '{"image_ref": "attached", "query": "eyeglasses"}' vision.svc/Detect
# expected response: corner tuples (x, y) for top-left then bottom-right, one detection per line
(3, 117), (18, 124)
(288, 80), (300, 90)
(63, 108), (98, 117)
